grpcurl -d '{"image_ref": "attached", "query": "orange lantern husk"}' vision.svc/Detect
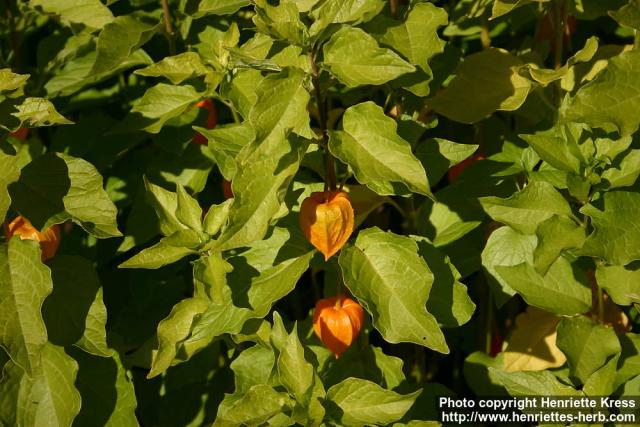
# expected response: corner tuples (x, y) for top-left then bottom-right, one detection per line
(299, 190), (354, 260)
(4, 215), (61, 261)
(222, 179), (233, 199)
(313, 296), (364, 358)
(192, 99), (218, 145)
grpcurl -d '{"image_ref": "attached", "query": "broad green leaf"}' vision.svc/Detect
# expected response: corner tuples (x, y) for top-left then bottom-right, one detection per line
(175, 184), (203, 231)
(118, 234), (198, 269)
(135, 52), (208, 84)
(214, 134), (308, 251)
(147, 296), (209, 378)
(583, 354), (619, 396)
(74, 287), (110, 357)
(580, 191), (640, 265)
(503, 307), (565, 372)
(185, 228), (314, 354)
(42, 256), (109, 355)
(339, 227), (448, 353)
(193, 252), (234, 305)
(490, 368), (580, 396)
(130, 84), (202, 134)
(222, 69), (263, 118)
(414, 237), (475, 327)
(482, 226), (537, 305)
(0, 68), (29, 96)
(70, 348), (139, 427)
(195, 122), (254, 180)
(0, 151), (20, 220)
(0, 238), (51, 376)
(29, 0), (114, 30)
(616, 334), (640, 389)
(610, 0), (640, 30)
(562, 50), (640, 136)
(596, 264), (640, 306)
(427, 201), (482, 247)
(556, 316), (621, 384)
(491, 0), (549, 19)
(464, 352), (507, 396)
(495, 258), (591, 315)
(415, 138), (479, 185)
(278, 324), (314, 403)
(309, 0), (385, 36)
(191, 0), (250, 18)
(248, 68), (312, 143)
(143, 177), (186, 236)
(92, 15), (159, 75)
(44, 49), (153, 97)
(253, 0), (308, 46)
(214, 385), (293, 427)
(329, 102), (431, 196)
(429, 48), (531, 124)
(230, 345), (276, 394)
(519, 127), (583, 174)
(323, 27), (415, 87)
(325, 378), (420, 426)
(0, 344), (81, 427)
(202, 199), (233, 236)
(11, 97), (73, 128)
(371, 2), (447, 95)
(479, 181), (573, 235)
(9, 152), (121, 238)
(602, 149), (640, 188)
(533, 215), (586, 275)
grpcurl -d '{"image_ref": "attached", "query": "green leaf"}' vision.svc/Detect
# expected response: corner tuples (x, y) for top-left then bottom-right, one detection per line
(580, 191), (640, 265)
(329, 102), (431, 196)
(248, 68), (312, 143)
(74, 287), (110, 357)
(0, 151), (20, 220)
(278, 324), (314, 403)
(414, 238), (475, 327)
(426, 201), (482, 247)
(415, 138), (479, 185)
(519, 126), (583, 174)
(562, 50), (640, 136)
(70, 348), (139, 427)
(230, 345), (276, 394)
(190, 0), (250, 18)
(610, 0), (640, 30)
(602, 149), (640, 188)
(309, 0), (385, 36)
(175, 184), (203, 231)
(92, 15), (159, 75)
(195, 123), (254, 180)
(533, 215), (586, 275)
(429, 48), (531, 124)
(339, 227), (448, 353)
(325, 378), (420, 426)
(0, 343), (81, 427)
(42, 256), (109, 355)
(482, 226), (537, 305)
(323, 27), (415, 88)
(118, 234), (198, 269)
(491, 0), (549, 19)
(29, 0), (114, 30)
(0, 238), (51, 376)
(11, 97), (73, 128)
(490, 368), (580, 396)
(495, 258), (591, 315)
(214, 385), (293, 427)
(479, 181), (573, 235)
(135, 52), (209, 84)
(583, 354), (619, 396)
(143, 177), (186, 236)
(130, 83), (202, 134)
(147, 296), (209, 378)
(556, 316), (621, 384)
(9, 152), (121, 238)
(596, 264), (640, 306)
(214, 134), (308, 251)
(253, 0), (308, 46)
(202, 199), (233, 236)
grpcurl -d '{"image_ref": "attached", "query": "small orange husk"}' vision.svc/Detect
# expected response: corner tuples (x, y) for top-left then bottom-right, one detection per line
(313, 296), (364, 358)
(4, 215), (61, 261)
(299, 190), (354, 260)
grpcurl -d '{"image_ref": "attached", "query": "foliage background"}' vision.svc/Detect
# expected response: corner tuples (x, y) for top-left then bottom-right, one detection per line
(2, 0), (640, 425)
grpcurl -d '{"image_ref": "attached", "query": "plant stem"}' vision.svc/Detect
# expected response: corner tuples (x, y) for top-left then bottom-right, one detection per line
(597, 286), (604, 323)
(553, 0), (566, 70)
(480, 24), (491, 50)
(310, 52), (337, 193)
(390, 0), (399, 19)
(161, 0), (175, 55)
(485, 291), (494, 354)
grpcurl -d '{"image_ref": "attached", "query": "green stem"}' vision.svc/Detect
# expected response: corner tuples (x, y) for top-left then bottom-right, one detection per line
(161, 0), (176, 55)
(597, 286), (604, 323)
(310, 52), (337, 193)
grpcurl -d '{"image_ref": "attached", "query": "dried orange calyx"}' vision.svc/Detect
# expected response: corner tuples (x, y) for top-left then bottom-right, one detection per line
(313, 296), (364, 358)
(299, 190), (354, 260)
(4, 215), (61, 261)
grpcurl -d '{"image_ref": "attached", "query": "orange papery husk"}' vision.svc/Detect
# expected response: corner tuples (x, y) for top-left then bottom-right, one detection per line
(313, 296), (364, 357)
(299, 190), (354, 260)
(4, 215), (61, 261)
